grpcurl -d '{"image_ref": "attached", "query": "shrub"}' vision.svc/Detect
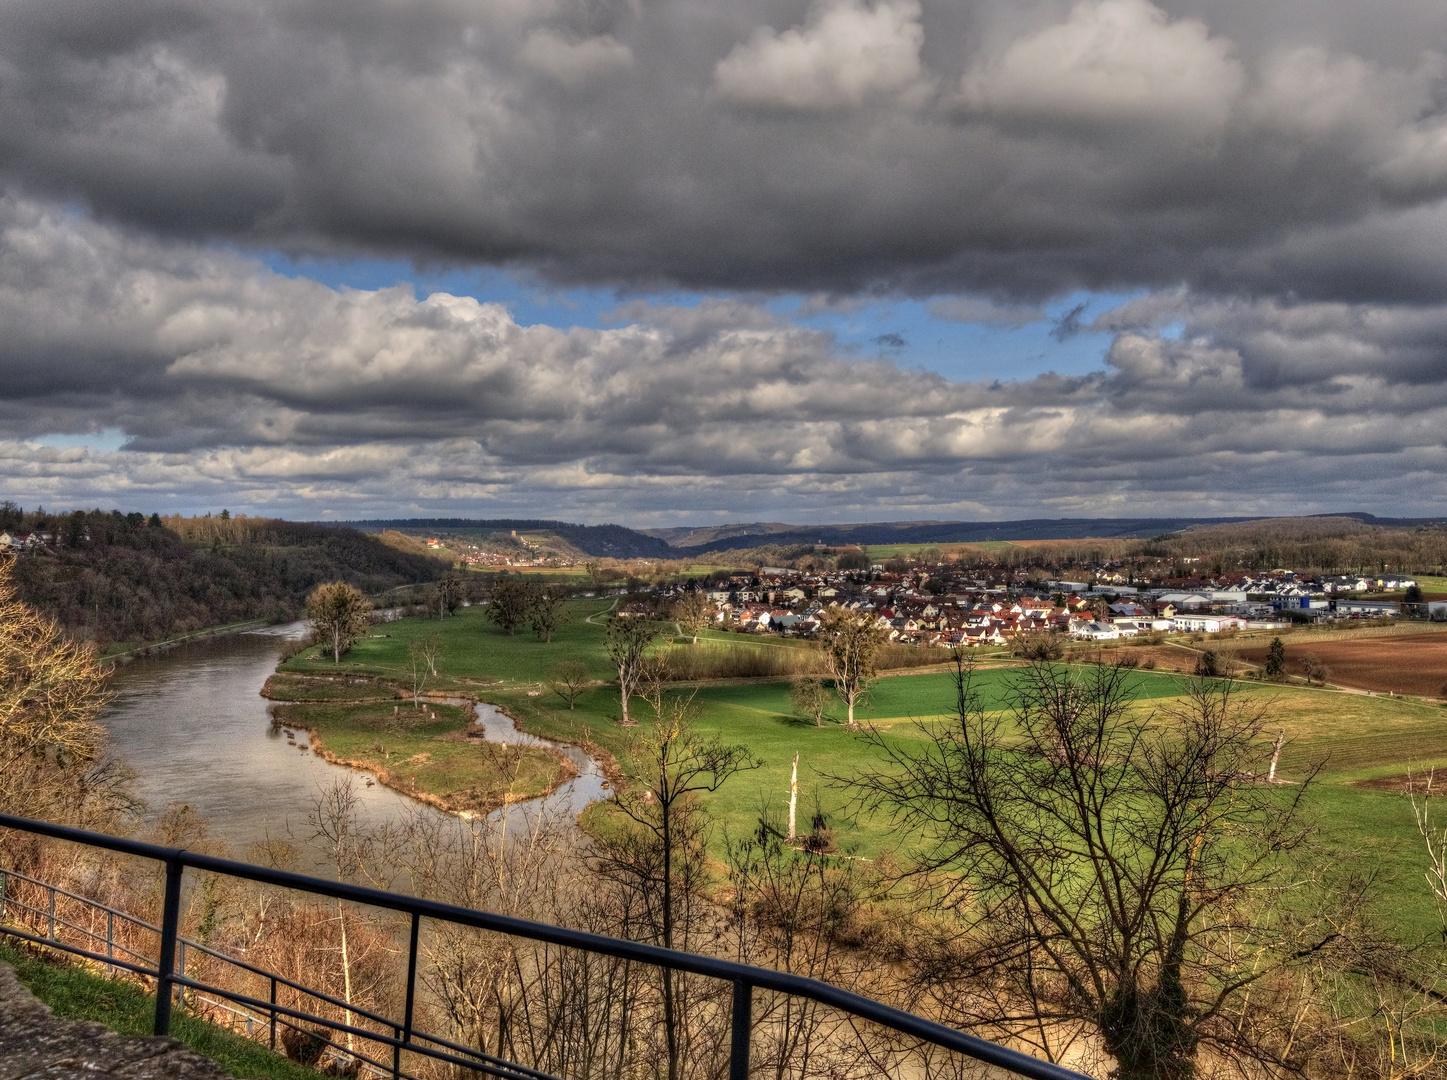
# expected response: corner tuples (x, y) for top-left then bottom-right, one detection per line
(1012, 632), (1064, 661)
(282, 1024), (328, 1067)
(1299, 653), (1330, 686)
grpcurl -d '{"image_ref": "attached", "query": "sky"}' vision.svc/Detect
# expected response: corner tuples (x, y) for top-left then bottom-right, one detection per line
(3, 0), (1447, 525)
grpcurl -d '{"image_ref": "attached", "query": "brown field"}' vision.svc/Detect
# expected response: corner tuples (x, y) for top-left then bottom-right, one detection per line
(1235, 633), (1447, 697)
(1119, 645), (1201, 673)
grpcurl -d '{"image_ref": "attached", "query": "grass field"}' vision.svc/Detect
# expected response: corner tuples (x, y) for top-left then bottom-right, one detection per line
(285, 599), (622, 686)
(490, 665), (1199, 860)
(270, 699), (571, 813)
(281, 603), (1447, 938)
(0, 942), (323, 1078)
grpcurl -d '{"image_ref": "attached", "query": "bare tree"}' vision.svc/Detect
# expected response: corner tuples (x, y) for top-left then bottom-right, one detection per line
(594, 703), (761, 1080)
(406, 637), (436, 706)
(433, 574), (464, 619)
(530, 586), (569, 643)
(672, 592), (713, 645)
(417, 631), (441, 676)
(605, 615), (657, 725)
(817, 607), (885, 726)
(545, 660), (591, 710)
(0, 553), (112, 820)
(1300, 652), (1330, 686)
(789, 677), (832, 728)
(724, 807), (868, 1080)
(307, 581), (373, 664)
(488, 577), (532, 636)
(846, 656), (1345, 1080)
(308, 777), (379, 1059)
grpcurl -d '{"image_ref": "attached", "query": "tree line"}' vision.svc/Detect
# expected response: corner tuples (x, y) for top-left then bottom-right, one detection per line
(0, 504), (445, 646)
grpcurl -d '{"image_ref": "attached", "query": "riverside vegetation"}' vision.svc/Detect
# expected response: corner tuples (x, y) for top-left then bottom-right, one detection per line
(12, 560), (1447, 1077)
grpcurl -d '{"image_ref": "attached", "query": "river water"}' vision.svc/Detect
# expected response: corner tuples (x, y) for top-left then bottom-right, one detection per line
(99, 626), (608, 861)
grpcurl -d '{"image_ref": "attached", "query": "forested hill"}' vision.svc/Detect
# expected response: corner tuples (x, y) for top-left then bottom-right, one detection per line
(3, 509), (447, 647)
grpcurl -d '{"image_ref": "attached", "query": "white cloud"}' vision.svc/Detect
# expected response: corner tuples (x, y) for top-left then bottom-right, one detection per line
(960, 0), (1244, 135)
(713, 0), (929, 110)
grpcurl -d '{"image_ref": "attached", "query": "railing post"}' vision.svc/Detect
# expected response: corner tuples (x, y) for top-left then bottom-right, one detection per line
(48, 885), (56, 940)
(395, 911), (420, 1079)
(0, 868), (7, 923)
(730, 979), (752, 1080)
(107, 910), (114, 973)
(153, 856), (185, 1036)
(270, 976), (278, 1051)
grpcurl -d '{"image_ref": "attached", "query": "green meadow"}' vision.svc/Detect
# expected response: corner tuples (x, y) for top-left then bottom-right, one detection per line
(284, 601), (1447, 937)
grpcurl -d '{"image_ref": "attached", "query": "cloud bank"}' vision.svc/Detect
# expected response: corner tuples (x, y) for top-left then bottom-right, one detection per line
(3, 199), (1447, 520)
(1, 0), (1446, 298)
(1, 0), (1446, 518)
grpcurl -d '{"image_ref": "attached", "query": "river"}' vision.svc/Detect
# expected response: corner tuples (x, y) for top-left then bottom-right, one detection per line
(99, 625), (608, 862)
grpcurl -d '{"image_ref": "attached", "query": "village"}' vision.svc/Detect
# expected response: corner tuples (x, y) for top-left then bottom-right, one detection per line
(637, 560), (1426, 647)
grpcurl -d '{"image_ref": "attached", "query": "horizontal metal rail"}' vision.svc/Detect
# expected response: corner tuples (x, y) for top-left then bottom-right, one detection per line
(0, 867), (560, 1080)
(0, 813), (1091, 1080)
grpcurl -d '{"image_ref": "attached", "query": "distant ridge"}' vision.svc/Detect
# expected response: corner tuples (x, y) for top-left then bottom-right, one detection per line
(343, 513), (1447, 560)
(651, 517), (1264, 555)
(345, 515), (1257, 559)
(345, 518), (674, 559)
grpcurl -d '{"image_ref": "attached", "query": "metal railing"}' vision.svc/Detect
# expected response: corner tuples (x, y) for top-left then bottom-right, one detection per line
(0, 813), (1091, 1080)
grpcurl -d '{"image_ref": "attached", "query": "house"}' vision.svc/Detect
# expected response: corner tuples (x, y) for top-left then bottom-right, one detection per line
(1169, 615), (1247, 633)
(0, 532), (21, 550)
(1108, 603), (1152, 620)
(1155, 592), (1212, 610)
(1273, 595), (1329, 611)
(1071, 620), (1120, 640)
(1333, 599), (1400, 617)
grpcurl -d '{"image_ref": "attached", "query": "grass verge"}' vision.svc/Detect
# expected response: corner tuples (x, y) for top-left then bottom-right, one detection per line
(0, 941), (323, 1079)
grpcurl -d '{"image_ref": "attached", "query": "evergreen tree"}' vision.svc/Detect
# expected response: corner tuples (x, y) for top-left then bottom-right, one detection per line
(1264, 637), (1286, 680)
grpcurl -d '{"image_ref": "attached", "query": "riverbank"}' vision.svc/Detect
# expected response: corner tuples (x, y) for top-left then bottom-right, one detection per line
(101, 618), (276, 666)
(265, 686), (579, 817)
(97, 626), (433, 861)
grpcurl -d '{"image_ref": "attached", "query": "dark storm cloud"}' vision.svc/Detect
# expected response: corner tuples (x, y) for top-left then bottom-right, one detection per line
(5, 0), (1447, 518)
(0, 0), (1445, 299)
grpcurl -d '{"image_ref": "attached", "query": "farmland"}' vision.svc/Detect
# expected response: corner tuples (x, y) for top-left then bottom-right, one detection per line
(276, 601), (1447, 938)
(1235, 632), (1447, 697)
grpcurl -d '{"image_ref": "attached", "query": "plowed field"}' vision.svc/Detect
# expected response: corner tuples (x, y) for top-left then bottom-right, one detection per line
(1235, 633), (1447, 697)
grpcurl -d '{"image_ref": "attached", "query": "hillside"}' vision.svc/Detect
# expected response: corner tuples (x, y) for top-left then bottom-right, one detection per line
(3, 509), (447, 646)
(347, 518), (673, 559)
(655, 516), (1265, 555)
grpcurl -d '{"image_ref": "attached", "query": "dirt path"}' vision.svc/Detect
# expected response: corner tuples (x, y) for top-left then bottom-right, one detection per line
(583, 596), (621, 624)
